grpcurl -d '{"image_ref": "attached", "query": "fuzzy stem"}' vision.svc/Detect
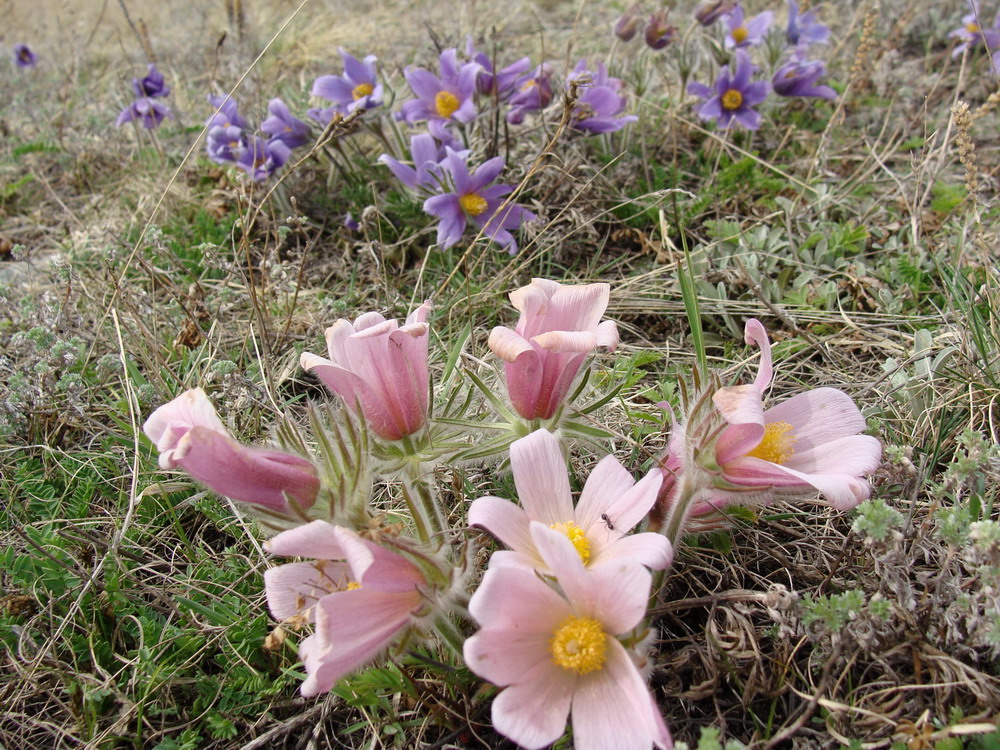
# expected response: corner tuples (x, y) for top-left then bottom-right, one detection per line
(434, 614), (467, 659)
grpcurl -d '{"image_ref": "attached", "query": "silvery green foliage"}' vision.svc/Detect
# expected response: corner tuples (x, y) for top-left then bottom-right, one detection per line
(852, 498), (904, 544)
(880, 328), (959, 421)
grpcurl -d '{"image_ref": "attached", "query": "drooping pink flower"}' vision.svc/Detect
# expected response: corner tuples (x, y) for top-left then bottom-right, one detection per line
(143, 388), (319, 512)
(470, 429), (671, 573)
(660, 320), (882, 515)
(301, 302), (431, 441)
(264, 521), (430, 696)
(464, 522), (673, 750)
(488, 279), (619, 421)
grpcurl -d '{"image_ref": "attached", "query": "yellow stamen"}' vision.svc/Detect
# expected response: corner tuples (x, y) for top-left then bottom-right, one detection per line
(721, 88), (744, 110)
(731, 25), (749, 44)
(967, 21), (982, 33)
(352, 82), (374, 100)
(549, 521), (591, 565)
(435, 90), (460, 118)
(550, 615), (607, 674)
(746, 421), (797, 465)
(459, 193), (488, 217)
(346, 581), (361, 591)
(521, 79), (537, 91)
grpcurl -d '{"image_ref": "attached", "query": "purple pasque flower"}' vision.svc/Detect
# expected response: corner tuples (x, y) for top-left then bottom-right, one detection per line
(645, 10), (679, 50)
(567, 61), (638, 134)
(772, 56), (836, 99)
(725, 4), (774, 48)
(379, 133), (452, 193)
(261, 98), (311, 149)
(399, 48), (481, 125)
(786, 0), (830, 46)
(310, 49), (383, 124)
(116, 98), (174, 129)
(132, 63), (170, 98)
(206, 125), (245, 164)
(949, 4), (1000, 57)
(695, 0), (736, 26)
(423, 149), (536, 254)
(13, 44), (36, 68)
(466, 38), (531, 100)
(236, 136), (291, 181)
(506, 63), (555, 124)
(206, 94), (249, 131)
(688, 50), (770, 130)
(615, 4), (644, 42)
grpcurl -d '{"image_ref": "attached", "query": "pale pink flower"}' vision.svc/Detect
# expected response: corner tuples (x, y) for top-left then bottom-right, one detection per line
(301, 302), (431, 441)
(488, 279), (619, 421)
(143, 388), (319, 512)
(264, 520), (429, 696)
(469, 429), (672, 573)
(662, 319), (882, 513)
(464, 522), (672, 750)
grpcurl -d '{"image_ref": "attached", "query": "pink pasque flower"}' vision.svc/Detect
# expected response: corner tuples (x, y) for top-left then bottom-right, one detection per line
(301, 302), (431, 441)
(708, 319), (881, 510)
(464, 522), (672, 750)
(264, 520), (430, 696)
(143, 388), (319, 512)
(488, 279), (619, 421)
(470, 429), (671, 573)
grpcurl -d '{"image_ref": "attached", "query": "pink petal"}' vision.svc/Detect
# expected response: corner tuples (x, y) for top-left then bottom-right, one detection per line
(510, 430), (574, 524)
(576, 455), (636, 532)
(532, 350), (587, 420)
(468, 560), (569, 632)
(405, 300), (432, 326)
(744, 318), (773, 392)
(266, 519), (344, 559)
(725, 455), (875, 509)
(545, 283), (611, 333)
(488, 326), (535, 362)
(531, 522), (596, 608)
(143, 388), (228, 465)
(503, 350), (544, 419)
(592, 532), (673, 574)
(593, 319), (619, 351)
(490, 659), (575, 750)
(323, 319), (357, 364)
(572, 639), (672, 750)
(763, 388), (867, 452)
(581, 556), (651, 634)
(352, 311), (391, 333)
(463, 626), (553, 687)
(783, 434), (882, 477)
(531, 330), (598, 353)
(597, 467), (663, 535)
(468, 495), (534, 558)
(264, 560), (351, 621)
(173, 427), (319, 511)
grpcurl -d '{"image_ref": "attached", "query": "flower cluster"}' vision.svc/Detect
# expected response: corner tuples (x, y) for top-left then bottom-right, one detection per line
(685, 0), (834, 131)
(204, 95), (310, 181)
(116, 64), (174, 130)
(142, 275), (882, 748)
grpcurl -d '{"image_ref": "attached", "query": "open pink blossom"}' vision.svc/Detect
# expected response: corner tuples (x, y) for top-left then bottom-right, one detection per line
(707, 319), (881, 510)
(143, 388), (319, 512)
(488, 279), (619, 421)
(264, 520), (429, 696)
(465, 522), (672, 750)
(301, 302), (431, 441)
(469, 429), (671, 573)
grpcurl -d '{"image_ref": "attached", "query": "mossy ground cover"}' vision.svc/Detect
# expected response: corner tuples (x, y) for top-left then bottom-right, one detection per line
(1, 0), (999, 747)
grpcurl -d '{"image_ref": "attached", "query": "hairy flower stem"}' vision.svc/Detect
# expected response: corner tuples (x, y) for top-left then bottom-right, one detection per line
(400, 463), (447, 548)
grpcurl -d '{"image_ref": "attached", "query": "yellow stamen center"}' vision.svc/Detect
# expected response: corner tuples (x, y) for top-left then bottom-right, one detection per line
(346, 581), (361, 591)
(550, 615), (607, 674)
(731, 25), (749, 44)
(549, 521), (591, 565)
(352, 82), (374, 100)
(721, 88), (744, 110)
(521, 79), (537, 91)
(459, 193), (488, 217)
(967, 22), (982, 33)
(746, 421), (797, 465)
(435, 90), (460, 118)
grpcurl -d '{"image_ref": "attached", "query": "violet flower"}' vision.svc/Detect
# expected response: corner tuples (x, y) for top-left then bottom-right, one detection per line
(694, 0), (736, 25)
(687, 50), (770, 130)
(116, 98), (174, 129)
(506, 64), (555, 124)
(725, 4), (774, 48)
(206, 125), (245, 164)
(949, 4), (1000, 57)
(567, 61), (638, 134)
(206, 94), (249, 131)
(467, 38), (531, 100)
(645, 10), (679, 50)
(614, 4), (644, 42)
(261, 98), (311, 149)
(772, 57), (836, 99)
(399, 48), (481, 125)
(13, 44), (36, 68)
(423, 150), (535, 254)
(236, 136), (291, 181)
(786, 0), (830, 46)
(131, 63), (170, 98)
(309, 49), (383, 124)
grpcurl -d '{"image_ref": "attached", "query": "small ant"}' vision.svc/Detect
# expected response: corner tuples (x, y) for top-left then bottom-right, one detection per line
(600, 513), (615, 531)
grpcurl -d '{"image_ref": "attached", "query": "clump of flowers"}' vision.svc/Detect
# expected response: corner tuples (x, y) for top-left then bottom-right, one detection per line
(116, 63), (174, 130)
(567, 60), (638, 133)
